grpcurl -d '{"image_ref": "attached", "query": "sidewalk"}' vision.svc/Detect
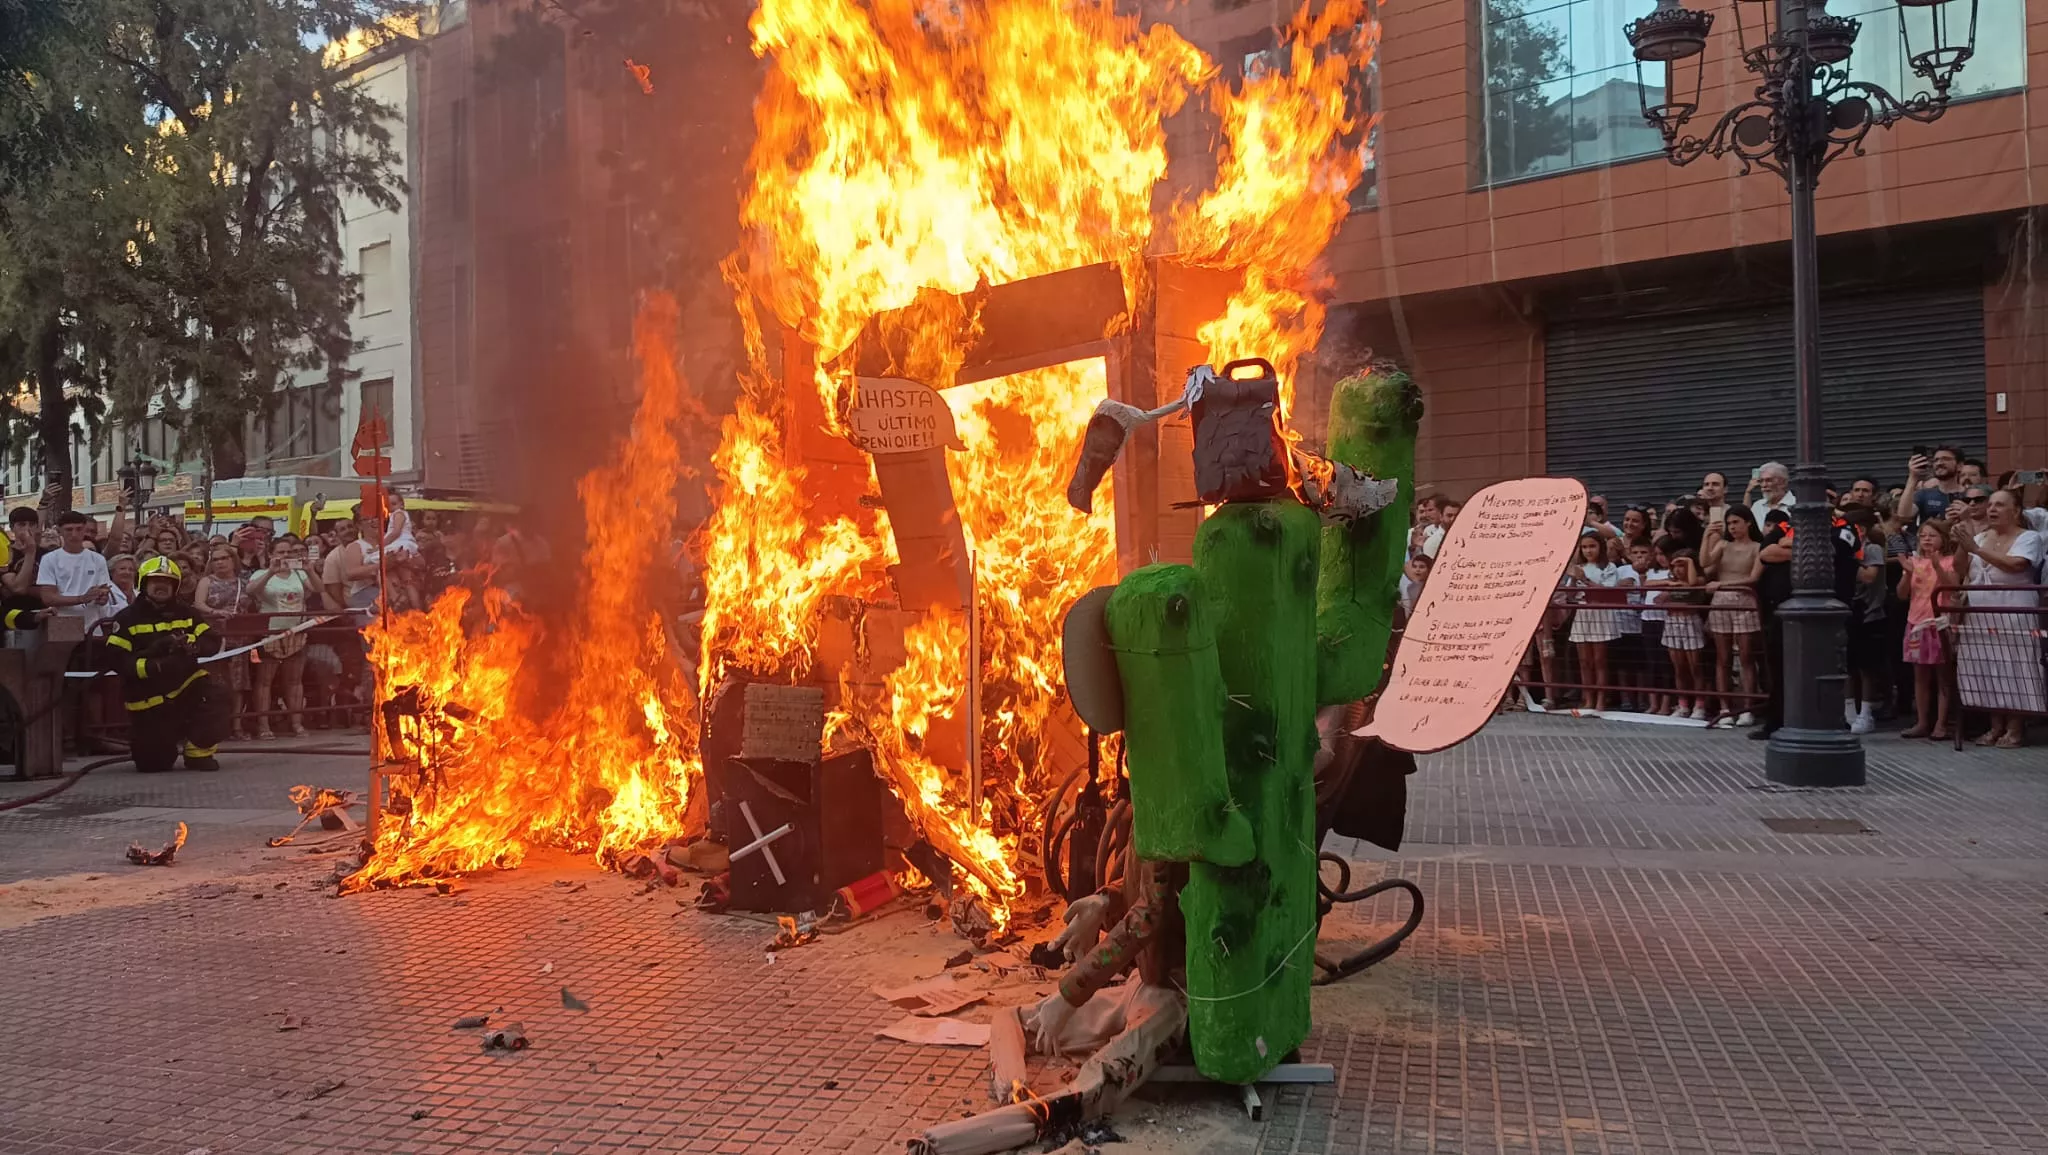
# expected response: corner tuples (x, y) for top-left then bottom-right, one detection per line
(3, 718), (2045, 1154)
(1279, 715), (2048, 1155)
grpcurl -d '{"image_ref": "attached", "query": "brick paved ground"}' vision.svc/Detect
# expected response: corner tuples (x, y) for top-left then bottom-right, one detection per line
(3, 717), (2045, 1154)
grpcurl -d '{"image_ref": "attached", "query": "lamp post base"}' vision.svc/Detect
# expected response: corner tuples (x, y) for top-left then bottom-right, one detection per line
(1765, 727), (1866, 788)
(1765, 584), (1867, 789)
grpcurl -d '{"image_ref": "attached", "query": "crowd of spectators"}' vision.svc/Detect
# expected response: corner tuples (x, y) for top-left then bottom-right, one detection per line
(1405, 450), (2048, 748)
(0, 494), (538, 743)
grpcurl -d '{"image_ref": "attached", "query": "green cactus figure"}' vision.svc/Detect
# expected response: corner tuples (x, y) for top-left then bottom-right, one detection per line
(1096, 367), (1422, 1084)
(1317, 367), (1425, 705)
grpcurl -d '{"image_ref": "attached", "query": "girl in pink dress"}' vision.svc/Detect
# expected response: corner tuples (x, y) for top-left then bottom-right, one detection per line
(1897, 519), (1963, 739)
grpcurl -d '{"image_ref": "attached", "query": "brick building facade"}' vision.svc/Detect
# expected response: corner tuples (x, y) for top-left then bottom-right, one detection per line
(1156, 0), (2048, 504)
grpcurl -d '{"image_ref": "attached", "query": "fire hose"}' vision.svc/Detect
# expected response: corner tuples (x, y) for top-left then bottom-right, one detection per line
(3, 613), (372, 813)
(0, 743), (372, 813)
(1312, 852), (1424, 985)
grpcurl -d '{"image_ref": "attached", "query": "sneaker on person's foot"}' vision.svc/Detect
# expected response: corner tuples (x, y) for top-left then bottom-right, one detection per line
(1735, 711), (1756, 726)
(1690, 706), (1709, 722)
(1850, 714), (1875, 734)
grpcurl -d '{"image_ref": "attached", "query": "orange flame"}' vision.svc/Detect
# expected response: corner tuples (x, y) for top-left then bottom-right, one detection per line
(350, 296), (700, 887)
(355, 0), (1379, 910)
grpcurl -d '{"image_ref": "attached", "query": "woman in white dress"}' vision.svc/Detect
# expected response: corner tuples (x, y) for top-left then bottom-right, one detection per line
(1566, 531), (1622, 712)
(1951, 490), (2045, 747)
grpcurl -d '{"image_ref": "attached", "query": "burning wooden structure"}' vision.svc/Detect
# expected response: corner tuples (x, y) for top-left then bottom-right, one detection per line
(697, 259), (1244, 910)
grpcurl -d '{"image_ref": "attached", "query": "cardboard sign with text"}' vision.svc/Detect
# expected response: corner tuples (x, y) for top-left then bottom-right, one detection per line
(848, 377), (965, 454)
(1355, 477), (1587, 752)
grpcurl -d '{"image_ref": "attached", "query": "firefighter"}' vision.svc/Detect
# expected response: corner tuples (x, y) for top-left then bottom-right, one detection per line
(103, 557), (227, 772)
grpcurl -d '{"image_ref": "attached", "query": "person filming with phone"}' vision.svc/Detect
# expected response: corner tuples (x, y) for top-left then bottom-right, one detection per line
(1896, 445), (1966, 525)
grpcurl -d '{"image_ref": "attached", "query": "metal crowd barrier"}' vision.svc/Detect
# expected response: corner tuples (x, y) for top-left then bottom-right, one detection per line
(1512, 583), (1767, 721)
(1932, 584), (2048, 750)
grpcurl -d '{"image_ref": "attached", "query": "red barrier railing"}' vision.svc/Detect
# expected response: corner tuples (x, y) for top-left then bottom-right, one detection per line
(1512, 584), (1767, 724)
(75, 610), (372, 738)
(1932, 585), (2048, 750)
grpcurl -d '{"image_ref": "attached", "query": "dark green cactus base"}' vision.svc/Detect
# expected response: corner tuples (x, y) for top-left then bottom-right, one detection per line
(1104, 565), (1255, 867)
(1315, 369), (1424, 705)
(1180, 500), (1322, 1083)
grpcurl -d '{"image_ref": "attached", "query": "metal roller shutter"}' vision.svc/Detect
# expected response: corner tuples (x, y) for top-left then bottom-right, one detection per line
(1544, 287), (1986, 509)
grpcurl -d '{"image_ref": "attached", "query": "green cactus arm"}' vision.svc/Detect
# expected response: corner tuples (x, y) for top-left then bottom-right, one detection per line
(1314, 368), (1424, 706)
(1105, 564), (1255, 867)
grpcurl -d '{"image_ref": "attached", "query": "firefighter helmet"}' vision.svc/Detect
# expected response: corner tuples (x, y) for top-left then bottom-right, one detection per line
(137, 556), (183, 587)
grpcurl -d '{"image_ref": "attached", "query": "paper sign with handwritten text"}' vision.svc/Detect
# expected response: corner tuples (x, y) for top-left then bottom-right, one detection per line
(1356, 477), (1587, 752)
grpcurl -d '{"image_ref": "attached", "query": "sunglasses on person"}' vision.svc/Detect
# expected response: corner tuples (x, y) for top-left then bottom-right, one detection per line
(1963, 493), (1992, 504)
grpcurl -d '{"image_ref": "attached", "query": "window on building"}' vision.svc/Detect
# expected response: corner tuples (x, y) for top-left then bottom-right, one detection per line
(359, 241), (393, 315)
(137, 416), (181, 466)
(450, 97), (470, 221)
(1829, 0), (2025, 100)
(452, 266), (472, 389)
(500, 39), (566, 171)
(249, 383), (343, 467)
(1229, 26), (1379, 213)
(360, 378), (395, 430)
(1482, 0), (1665, 184)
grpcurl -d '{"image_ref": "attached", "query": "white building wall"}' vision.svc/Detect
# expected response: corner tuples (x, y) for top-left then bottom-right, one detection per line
(300, 47), (420, 479)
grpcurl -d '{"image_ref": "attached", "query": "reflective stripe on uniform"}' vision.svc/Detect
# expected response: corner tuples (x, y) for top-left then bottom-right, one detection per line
(105, 634), (133, 650)
(134, 658), (149, 679)
(183, 744), (218, 758)
(123, 668), (209, 712)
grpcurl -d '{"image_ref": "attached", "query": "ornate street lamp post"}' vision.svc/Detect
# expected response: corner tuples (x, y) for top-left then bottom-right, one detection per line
(117, 456), (160, 515)
(1626, 0), (1978, 787)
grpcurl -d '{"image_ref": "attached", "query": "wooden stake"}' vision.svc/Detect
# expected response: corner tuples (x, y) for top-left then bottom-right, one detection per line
(909, 990), (1186, 1155)
(986, 1005), (1027, 1104)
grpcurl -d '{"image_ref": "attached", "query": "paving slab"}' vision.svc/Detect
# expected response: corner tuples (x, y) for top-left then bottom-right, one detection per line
(2, 715), (2044, 1154)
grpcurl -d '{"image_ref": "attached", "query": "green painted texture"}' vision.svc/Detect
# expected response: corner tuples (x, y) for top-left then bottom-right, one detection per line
(1180, 500), (1322, 1083)
(1104, 564), (1254, 867)
(1315, 369), (1424, 705)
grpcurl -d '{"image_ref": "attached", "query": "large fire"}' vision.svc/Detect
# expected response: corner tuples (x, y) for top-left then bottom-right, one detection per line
(354, 0), (1377, 904)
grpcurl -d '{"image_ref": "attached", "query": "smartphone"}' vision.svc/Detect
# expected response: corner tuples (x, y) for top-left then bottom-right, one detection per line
(1910, 445), (1930, 460)
(2015, 469), (2048, 486)
(1749, 467), (1762, 481)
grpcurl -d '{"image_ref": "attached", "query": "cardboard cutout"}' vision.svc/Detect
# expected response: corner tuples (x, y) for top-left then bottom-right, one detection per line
(1357, 477), (1586, 752)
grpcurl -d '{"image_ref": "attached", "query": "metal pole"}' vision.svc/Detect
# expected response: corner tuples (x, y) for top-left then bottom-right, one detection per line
(965, 550), (981, 813)
(1765, 0), (1866, 786)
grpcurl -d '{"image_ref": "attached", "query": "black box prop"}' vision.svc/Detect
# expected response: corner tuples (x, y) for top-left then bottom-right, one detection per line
(703, 680), (887, 912)
(1191, 358), (1290, 505)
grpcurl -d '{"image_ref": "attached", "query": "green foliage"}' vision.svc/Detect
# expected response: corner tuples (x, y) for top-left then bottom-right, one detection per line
(0, 0), (410, 504)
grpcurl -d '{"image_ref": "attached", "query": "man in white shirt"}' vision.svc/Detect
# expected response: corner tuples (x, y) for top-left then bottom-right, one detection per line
(37, 510), (113, 627)
(1750, 462), (1795, 526)
(1408, 496), (1440, 559)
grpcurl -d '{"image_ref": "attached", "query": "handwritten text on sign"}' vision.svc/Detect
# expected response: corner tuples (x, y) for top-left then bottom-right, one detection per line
(848, 377), (966, 455)
(1357, 477), (1587, 752)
